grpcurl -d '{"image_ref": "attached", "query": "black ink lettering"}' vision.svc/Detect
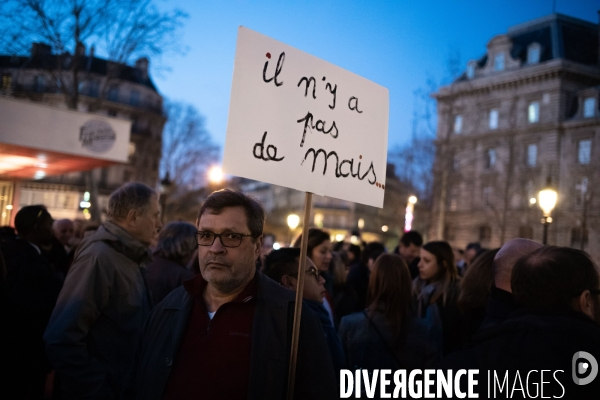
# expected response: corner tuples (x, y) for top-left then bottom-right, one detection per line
(302, 147), (378, 186)
(262, 52), (285, 87)
(297, 76), (317, 99)
(297, 111), (339, 147)
(338, 159), (353, 177)
(360, 162), (377, 183)
(325, 82), (337, 109)
(348, 96), (363, 113)
(297, 112), (314, 147)
(303, 148), (340, 176)
(253, 132), (285, 162)
(266, 144), (284, 161)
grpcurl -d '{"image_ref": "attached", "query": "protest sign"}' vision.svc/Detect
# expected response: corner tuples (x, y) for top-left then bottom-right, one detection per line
(224, 27), (389, 208)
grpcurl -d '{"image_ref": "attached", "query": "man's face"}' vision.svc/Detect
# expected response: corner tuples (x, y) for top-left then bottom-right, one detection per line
(198, 206), (261, 294)
(400, 242), (420, 263)
(130, 195), (162, 246)
(53, 220), (74, 246)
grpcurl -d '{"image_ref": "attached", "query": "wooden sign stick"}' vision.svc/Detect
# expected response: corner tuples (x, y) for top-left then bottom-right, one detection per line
(286, 191), (313, 400)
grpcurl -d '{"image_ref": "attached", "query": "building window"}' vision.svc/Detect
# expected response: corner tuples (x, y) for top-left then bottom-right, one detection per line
(89, 81), (99, 98)
(583, 97), (596, 118)
(466, 62), (475, 79)
(518, 226), (533, 239)
(528, 101), (539, 123)
(527, 44), (540, 64)
(452, 153), (460, 171)
(483, 186), (493, 207)
(578, 139), (591, 165)
(485, 148), (496, 169)
(489, 109), (499, 129)
(571, 227), (588, 248)
(130, 90), (140, 106)
(1, 74), (12, 90)
(527, 144), (537, 167)
(479, 225), (492, 240)
(494, 53), (504, 71)
(448, 186), (458, 211)
(443, 224), (456, 241)
(34, 75), (45, 92)
(108, 86), (119, 102)
(454, 115), (463, 134)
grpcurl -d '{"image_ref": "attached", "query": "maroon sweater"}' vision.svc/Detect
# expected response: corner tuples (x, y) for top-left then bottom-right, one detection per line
(161, 274), (257, 400)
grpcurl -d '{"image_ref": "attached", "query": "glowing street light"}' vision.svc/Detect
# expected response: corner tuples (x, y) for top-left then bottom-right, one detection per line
(405, 195), (417, 232)
(287, 214), (300, 230)
(287, 214), (300, 246)
(538, 186), (557, 245)
(208, 166), (224, 184)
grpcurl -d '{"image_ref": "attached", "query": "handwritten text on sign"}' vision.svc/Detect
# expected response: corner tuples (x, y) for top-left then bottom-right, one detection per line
(224, 27), (389, 208)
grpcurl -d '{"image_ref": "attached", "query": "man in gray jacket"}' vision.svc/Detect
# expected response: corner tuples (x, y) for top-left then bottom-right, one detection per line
(44, 182), (161, 399)
(127, 189), (336, 400)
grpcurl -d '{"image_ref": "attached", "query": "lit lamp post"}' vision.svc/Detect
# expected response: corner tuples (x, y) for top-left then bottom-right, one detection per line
(287, 214), (300, 246)
(404, 195), (417, 232)
(208, 166), (224, 186)
(538, 187), (557, 245)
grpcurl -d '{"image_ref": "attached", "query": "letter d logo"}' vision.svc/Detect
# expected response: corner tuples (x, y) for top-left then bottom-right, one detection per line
(572, 351), (598, 385)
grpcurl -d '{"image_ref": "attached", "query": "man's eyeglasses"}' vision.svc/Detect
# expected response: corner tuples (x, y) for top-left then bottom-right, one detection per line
(196, 231), (254, 248)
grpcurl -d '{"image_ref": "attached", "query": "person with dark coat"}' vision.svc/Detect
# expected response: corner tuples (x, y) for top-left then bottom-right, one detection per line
(44, 183), (161, 400)
(339, 254), (442, 398)
(413, 241), (463, 356)
(346, 242), (385, 312)
(479, 238), (542, 331)
(263, 247), (345, 374)
(146, 221), (196, 305)
(394, 230), (423, 279)
(0, 205), (62, 399)
(439, 246), (600, 399)
(126, 190), (336, 400)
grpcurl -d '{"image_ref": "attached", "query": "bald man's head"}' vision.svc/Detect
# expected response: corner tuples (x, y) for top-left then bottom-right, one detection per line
(53, 218), (74, 247)
(493, 238), (543, 292)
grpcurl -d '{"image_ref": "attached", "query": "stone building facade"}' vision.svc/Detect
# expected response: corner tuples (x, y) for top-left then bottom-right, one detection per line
(431, 13), (600, 261)
(0, 43), (165, 220)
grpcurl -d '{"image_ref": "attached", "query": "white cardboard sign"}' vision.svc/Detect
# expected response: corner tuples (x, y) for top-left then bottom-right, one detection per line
(224, 27), (389, 208)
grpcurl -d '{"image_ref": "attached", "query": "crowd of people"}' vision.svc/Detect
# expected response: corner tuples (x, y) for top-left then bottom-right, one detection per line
(0, 182), (599, 399)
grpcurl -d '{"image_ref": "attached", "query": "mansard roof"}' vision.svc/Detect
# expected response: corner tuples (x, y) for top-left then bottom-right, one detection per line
(0, 51), (158, 92)
(455, 13), (598, 83)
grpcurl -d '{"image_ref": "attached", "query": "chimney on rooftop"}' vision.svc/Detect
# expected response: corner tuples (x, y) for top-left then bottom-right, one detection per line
(135, 57), (149, 81)
(30, 43), (51, 58)
(76, 42), (85, 58)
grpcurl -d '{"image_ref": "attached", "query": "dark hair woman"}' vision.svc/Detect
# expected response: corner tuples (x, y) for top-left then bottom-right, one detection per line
(338, 254), (442, 373)
(457, 248), (499, 342)
(413, 240), (463, 355)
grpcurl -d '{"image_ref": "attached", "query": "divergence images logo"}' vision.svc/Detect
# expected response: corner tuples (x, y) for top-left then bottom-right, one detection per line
(572, 351), (598, 386)
(80, 120), (116, 153)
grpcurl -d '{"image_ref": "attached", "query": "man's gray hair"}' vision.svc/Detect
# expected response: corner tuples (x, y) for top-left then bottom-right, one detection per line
(107, 182), (157, 221)
(154, 221), (197, 264)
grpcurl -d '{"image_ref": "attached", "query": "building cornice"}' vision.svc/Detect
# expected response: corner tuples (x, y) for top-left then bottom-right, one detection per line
(434, 60), (600, 100)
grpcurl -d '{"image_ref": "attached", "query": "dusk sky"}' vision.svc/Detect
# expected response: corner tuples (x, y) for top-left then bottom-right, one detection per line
(153, 0), (599, 159)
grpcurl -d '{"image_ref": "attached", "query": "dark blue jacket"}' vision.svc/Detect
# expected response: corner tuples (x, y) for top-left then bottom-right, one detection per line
(126, 272), (337, 400)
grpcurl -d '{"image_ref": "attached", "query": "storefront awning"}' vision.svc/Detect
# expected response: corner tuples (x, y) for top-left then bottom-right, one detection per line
(0, 96), (131, 179)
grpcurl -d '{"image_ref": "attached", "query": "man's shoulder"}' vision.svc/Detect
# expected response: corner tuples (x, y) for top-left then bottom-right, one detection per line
(256, 272), (296, 303)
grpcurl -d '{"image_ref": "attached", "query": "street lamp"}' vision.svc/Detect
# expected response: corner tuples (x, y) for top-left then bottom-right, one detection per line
(287, 214), (300, 245)
(538, 187), (557, 245)
(405, 195), (417, 232)
(208, 166), (224, 184)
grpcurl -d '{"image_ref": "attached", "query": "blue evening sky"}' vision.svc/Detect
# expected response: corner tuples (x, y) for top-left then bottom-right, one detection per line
(153, 0), (599, 158)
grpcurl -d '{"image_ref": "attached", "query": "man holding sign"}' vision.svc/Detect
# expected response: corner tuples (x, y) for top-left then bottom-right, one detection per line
(127, 190), (336, 400)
